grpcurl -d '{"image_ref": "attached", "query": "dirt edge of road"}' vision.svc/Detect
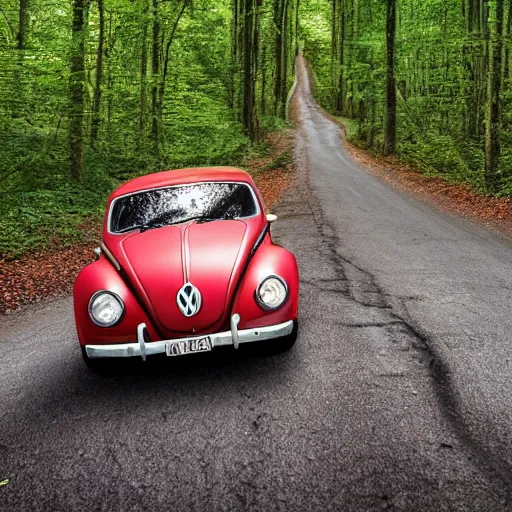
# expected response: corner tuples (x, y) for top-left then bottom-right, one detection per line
(0, 132), (296, 315)
(319, 109), (512, 241)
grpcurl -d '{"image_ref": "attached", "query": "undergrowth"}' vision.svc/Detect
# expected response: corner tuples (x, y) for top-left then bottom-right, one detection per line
(0, 126), (285, 260)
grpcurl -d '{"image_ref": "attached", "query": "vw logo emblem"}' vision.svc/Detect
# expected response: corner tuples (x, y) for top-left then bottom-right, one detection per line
(176, 282), (202, 317)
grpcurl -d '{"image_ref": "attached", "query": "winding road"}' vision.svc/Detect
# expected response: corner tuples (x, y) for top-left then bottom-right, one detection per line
(1, 57), (512, 510)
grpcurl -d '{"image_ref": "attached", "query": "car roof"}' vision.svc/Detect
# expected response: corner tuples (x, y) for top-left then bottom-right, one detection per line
(109, 167), (256, 201)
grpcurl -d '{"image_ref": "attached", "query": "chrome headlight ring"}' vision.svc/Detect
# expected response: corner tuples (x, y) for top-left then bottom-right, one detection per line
(255, 275), (288, 311)
(88, 291), (125, 328)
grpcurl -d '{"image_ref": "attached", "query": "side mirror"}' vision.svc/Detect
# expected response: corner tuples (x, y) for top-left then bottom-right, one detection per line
(93, 247), (101, 260)
(266, 213), (277, 223)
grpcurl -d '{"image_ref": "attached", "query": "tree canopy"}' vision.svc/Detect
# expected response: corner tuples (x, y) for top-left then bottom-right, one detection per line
(0, 0), (298, 257)
(301, 0), (512, 194)
(1, 0), (512, 258)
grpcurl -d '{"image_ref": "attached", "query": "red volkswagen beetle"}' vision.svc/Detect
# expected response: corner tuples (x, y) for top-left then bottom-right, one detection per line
(74, 167), (299, 368)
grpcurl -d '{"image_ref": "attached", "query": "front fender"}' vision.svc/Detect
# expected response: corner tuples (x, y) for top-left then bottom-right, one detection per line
(232, 236), (299, 330)
(73, 255), (158, 346)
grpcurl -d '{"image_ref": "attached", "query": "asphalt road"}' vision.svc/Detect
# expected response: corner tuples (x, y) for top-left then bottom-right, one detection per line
(1, 58), (512, 511)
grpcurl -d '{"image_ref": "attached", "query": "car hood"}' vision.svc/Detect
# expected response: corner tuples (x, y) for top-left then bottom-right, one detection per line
(118, 220), (249, 335)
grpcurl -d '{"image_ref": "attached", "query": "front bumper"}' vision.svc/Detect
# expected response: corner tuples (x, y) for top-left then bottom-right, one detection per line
(85, 317), (294, 360)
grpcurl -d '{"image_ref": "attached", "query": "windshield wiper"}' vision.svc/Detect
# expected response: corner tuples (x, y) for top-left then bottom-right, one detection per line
(138, 212), (172, 232)
(139, 221), (166, 233)
(169, 214), (231, 225)
(138, 214), (229, 232)
(195, 215), (230, 224)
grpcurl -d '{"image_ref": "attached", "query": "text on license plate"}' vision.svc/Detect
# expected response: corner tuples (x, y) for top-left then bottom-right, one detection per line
(166, 337), (212, 357)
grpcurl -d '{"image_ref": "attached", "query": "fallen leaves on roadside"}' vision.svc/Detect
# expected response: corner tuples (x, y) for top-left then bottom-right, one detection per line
(0, 479), (9, 487)
(251, 130), (295, 211)
(344, 139), (512, 228)
(0, 131), (296, 315)
(0, 245), (98, 314)
(315, 107), (512, 229)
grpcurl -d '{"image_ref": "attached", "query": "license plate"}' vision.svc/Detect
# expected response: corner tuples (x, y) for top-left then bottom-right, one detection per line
(166, 337), (212, 357)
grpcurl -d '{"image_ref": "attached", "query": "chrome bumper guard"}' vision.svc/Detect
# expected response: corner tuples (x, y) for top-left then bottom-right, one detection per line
(85, 316), (294, 360)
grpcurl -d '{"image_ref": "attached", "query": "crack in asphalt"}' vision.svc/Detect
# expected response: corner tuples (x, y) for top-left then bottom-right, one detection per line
(291, 59), (512, 499)
(309, 160), (512, 499)
(335, 321), (404, 329)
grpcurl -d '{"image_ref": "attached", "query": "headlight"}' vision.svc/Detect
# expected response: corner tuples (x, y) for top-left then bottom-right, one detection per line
(88, 291), (125, 327)
(256, 275), (288, 310)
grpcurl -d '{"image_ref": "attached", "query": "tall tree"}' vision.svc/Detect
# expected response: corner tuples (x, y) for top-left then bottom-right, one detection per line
(139, 0), (149, 142)
(158, 0), (190, 132)
(69, 0), (87, 180)
(273, 0), (292, 118)
(331, 0), (337, 110)
(91, 0), (105, 144)
(230, 0), (240, 112)
(504, 0), (512, 79)
(280, 0), (289, 115)
(383, 0), (396, 155)
(151, 0), (160, 148)
(274, 0), (284, 116)
(242, 0), (256, 139)
(13, 0), (29, 118)
(485, 0), (504, 190)
(295, 0), (300, 54)
(17, 0), (28, 50)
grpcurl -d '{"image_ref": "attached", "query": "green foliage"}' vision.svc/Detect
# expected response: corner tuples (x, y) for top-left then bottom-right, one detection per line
(301, 0), (512, 196)
(300, 0), (332, 107)
(262, 149), (292, 172)
(0, 184), (108, 259)
(399, 134), (468, 176)
(259, 115), (291, 133)
(335, 116), (358, 140)
(0, 0), (296, 258)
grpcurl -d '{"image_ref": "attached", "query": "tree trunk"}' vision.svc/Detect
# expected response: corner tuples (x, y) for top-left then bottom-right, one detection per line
(230, 0), (239, 111)
(274, 0), (283, 116)
(484, 0), (504, 190)
(105, 12), (114, 134)
(477, 0), (489, 139)
(384, 0), (396, 156)
(243, 0), (254, 139)
(345, 0), (354, 117)
(13, 0), (29, 119)
(138, 0), (149, 143)
(69, 0), (86, 181)
(91, 0), (104, 144)
(504, 0), (512, 79)
(151, 0), (160, 150)
(465, 0), (478, 139)
(17, 0), (28, 50)
(253, 0), (261, 140)
(236, 0), (244, 121)
(159, 0), (189, 133)
(295, 0), (300, 54)
(331, 0), (338, 110)
(337, 0), (345, 114)
(280, 0), (289, 117)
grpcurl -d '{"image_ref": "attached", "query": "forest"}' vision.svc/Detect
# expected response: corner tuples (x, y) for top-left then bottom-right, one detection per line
(1, 0), (511, 259)
(0, 0), (299, 258)
(303, 0), (512, 196)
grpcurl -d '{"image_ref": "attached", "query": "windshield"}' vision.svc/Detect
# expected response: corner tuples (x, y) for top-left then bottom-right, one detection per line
(109, 182), (258, 234)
